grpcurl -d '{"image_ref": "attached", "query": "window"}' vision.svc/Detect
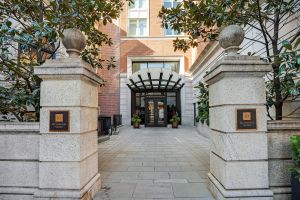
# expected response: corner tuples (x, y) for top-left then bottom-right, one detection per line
(129, 0), (147, 9)
(127, 0), (148, 36)
(163, 0), (180, 8)
(163, 0), (182, 36)
(164, 25), (181, 36)
(132, 61), (180, 73)
(129, 19), (147, 36)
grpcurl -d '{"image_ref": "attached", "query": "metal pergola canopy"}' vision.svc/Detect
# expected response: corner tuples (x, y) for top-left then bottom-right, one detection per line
(126, 68), (184, 92)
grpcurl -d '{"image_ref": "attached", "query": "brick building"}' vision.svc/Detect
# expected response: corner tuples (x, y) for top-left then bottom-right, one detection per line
(98, 0), (207, 126)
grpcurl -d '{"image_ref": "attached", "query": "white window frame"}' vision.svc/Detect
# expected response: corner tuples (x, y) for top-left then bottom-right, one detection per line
(128, 18), (148, 36)
(127, 0), (149, 37)
(128, 0), (147, 10)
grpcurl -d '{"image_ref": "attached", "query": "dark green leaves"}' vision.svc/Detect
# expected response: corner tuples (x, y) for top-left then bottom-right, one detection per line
(0, 0), (129, 121)
(195, 82), (209, 126)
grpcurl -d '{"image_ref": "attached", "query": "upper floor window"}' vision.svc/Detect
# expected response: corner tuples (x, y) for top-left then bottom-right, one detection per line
(164, 25), (182, 36)
(129, 0), (147, 10)
(163, 0), (181, 9)
(163, 0), (182, 36)
(129, 19), (147, 36)
(127, 0), (148, 36)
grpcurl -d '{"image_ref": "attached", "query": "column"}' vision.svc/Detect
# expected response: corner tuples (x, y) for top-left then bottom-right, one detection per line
(34, 29), (103, 199)
(203, 25), (273, 200)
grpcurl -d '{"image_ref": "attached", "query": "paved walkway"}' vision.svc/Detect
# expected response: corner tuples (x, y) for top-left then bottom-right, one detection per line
(95, 126), (214, 200)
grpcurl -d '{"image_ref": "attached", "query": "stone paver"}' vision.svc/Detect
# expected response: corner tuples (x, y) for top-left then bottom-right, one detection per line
(94, 126), (215, 200)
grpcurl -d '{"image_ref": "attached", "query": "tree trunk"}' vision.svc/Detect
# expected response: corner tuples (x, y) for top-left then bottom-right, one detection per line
(273, 63), (283, 120)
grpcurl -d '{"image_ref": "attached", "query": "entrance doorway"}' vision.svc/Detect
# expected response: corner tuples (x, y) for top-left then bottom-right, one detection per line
(127, 68), (184, 127)
(145, 98), (167, 127)
(132, 92), (180, 127)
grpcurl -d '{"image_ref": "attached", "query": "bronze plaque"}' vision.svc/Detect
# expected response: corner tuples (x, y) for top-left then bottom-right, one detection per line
(236, 109), (257, 130)
(49, 110), (70, 132)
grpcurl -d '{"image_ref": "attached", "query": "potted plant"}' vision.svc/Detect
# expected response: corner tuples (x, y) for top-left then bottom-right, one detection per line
(170, 114), (180, 128)
(290, 135), (300, 200)
(131, 114), (141, 128)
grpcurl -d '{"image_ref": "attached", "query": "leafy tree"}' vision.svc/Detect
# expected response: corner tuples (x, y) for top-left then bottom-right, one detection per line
(159, 0), (300, 120)
(0, 0), (130, 121)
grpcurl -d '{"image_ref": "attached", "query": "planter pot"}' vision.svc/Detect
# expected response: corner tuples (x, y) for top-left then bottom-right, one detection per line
(172, 122), (178, 128)
(292, 173), (300, 200)
(133, 123), (140, 129)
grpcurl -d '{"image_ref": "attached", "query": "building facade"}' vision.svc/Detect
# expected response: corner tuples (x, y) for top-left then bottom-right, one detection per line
(98, 0), (208, 126)
(98, 0), (299, 127)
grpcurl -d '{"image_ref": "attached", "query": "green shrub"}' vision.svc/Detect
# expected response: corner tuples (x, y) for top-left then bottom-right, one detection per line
(131, 114), (141, 124)
(195, 82), (209, 126)
(170, 113), (180, 123)
(290, 135), (300, 180)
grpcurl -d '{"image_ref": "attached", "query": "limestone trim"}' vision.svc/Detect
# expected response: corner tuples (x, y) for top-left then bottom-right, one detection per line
(34, 58), (104, 85)
(0, 122), (39, 133)
(267, 120), (300, 130)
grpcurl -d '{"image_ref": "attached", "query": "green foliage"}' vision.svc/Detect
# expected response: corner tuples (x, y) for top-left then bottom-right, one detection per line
(0, 0), (129, 121)
(159, 0), (300, 120)
(266, 39), (300, 117)
(195, 82), (209, 126)
(290, 135), (300, 180)
(170, 113), (180, 123)
(131, 114), (141, 124)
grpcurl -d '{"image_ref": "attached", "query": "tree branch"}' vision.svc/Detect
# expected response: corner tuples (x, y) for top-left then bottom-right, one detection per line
(279, 29), (300, 53)
(244, 36), (266, 45)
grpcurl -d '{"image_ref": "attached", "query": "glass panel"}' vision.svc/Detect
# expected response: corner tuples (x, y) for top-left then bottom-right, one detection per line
(132, 63), (140, 73)
(167, 93), (177, 124)
(147, 100), (155, 126)
(148, 62), (163, 68)
(139, 0), (146, 8)
(157, 100), (165, 125)
(129, 19), (137, 36)
(164, 61), (179, 73)
(139, 19), (147, 36)
(132, 62), (147, 73)
(164, 26), (173, 35)
(163, 0), (172, 8)
(129, 0), (137, 9)
(129, 0), (146, 9)
(173, 0), (180, 7)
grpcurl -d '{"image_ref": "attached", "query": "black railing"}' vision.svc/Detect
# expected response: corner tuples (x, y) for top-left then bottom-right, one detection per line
(113, 114), (122, 127)
(98, 115), (112, 136)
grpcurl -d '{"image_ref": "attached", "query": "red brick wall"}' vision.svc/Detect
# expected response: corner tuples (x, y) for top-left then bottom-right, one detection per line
(97, 21), (120, 117)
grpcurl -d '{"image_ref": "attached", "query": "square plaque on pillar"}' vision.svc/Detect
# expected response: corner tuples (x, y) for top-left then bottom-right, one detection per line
(236, 109), (257, 130)
(49, 110), (70, 132)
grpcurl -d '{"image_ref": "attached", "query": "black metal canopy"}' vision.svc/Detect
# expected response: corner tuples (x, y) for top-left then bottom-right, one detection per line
(126, 68), (184, 92)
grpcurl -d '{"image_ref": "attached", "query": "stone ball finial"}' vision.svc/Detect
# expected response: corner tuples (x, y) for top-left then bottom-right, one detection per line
(62, 28), (86, 58)
(219, 25), (244, 55)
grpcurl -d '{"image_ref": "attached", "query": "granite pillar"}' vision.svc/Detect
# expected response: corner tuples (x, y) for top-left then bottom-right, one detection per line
(203, 25), (273, 200)
(33, 29), (103, 199)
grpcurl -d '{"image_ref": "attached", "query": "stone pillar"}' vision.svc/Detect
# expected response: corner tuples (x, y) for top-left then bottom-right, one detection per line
(34, 29), (103, 199)
(203, 25), (273, 200)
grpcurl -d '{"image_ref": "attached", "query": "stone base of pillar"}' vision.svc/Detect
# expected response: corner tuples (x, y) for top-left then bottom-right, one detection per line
(270, 187), (291, 200)
(34, 174), (101, 200)
(208, 173), (273, 200)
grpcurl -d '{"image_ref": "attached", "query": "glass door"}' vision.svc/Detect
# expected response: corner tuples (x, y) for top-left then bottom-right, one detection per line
(147, 99), (155, 126)
(145, 98), (167, 127)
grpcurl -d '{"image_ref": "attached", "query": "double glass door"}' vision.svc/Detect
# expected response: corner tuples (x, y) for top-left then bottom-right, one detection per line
(145, 98), (167, 127)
